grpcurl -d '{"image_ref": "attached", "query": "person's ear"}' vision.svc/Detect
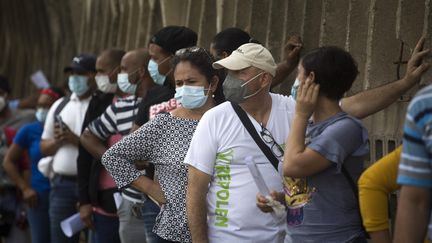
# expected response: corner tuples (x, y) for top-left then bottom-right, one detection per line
(308, 71), (315, 83)
(138, 66), (146, 80)
(261, 73), (272, 87)
(210, 75), (219, 93)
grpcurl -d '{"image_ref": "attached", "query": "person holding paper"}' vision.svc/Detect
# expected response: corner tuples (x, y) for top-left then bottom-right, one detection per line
(187, 36), (430, 243)
(40, 54), (98, 243)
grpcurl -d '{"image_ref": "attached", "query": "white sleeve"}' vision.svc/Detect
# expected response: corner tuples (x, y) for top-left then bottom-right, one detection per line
(184, 111), (219, 176)
(41, 98), (62, 140)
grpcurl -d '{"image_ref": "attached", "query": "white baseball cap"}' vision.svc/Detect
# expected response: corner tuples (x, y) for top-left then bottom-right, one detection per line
(213, 43), (277, 76)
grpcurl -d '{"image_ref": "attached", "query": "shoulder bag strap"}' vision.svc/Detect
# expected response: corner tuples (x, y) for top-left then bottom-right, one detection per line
(231, 102), (279, 171)
(53, 96), (70, 123)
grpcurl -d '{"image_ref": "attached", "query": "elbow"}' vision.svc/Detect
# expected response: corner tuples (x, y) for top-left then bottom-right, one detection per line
(40, 141), (53, 156)
(340, 99), (367, 119)
(283, 158), (303, 177)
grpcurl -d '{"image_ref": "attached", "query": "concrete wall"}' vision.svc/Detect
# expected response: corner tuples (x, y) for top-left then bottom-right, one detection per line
(1, 0), (432, 162)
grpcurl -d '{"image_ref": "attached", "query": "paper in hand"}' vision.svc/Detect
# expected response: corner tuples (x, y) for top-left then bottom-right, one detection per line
(30, 70), (50, 89)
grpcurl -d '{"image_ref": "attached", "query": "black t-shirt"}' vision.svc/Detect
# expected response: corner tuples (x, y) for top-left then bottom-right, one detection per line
(134, 83), (175, 126)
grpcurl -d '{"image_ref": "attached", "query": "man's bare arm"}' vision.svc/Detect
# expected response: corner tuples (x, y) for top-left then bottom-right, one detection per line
(187, 165), (211, 243)
(80, 129), (107, 160)
(341, 37), (430, 119)
(394, 185), (431, 243)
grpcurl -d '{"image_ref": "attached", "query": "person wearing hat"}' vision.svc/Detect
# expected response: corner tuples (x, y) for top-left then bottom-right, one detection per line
(40, 54), (97, 243)
(185, 39), (431, 242)
(132, 25), (197, 131)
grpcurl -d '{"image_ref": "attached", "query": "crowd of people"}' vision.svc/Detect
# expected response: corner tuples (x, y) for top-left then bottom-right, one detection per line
(0, 25), (431, 243)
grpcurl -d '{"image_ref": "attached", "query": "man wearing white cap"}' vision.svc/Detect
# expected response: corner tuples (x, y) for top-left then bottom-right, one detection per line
(185, 41), (430, 242)
(185, 43), (292, 243)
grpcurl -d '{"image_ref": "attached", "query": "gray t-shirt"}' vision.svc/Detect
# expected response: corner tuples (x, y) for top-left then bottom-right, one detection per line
(284, 112), (369, 243)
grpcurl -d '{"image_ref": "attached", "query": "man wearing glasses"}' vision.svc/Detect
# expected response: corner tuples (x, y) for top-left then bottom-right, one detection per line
(185, 40), (430, 242)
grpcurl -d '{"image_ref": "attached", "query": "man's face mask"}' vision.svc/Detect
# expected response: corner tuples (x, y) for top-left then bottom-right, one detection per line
(117, 69), (140, 95)
(147, 56), (171, 86)
(68, 75), (90, 96)
(95, 75), (117, 94)
(222, 72), (264, 104)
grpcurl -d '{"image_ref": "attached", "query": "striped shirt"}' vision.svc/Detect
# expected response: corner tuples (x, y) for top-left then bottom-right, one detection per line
(88, 95), (141, 140)
(397, 85), (432, 188)
(88, 95), (145, 203)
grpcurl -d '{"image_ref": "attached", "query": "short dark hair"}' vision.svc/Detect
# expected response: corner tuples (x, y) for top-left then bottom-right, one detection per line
(101, 49), (126, 67)
(172, 47), (225, 104)
(301, 46), (359, 100)
(151, 26), (198, 54)
(212, 28), (261, 57)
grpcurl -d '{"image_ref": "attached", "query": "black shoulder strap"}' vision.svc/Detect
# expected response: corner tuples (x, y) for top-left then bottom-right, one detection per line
(341, 165), (369, 238)
(53, 96), (70, 122)
(231, 102), (279, 171)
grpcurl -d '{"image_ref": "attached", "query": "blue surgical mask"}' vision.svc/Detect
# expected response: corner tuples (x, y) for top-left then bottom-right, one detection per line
(175, 85), (210, 109)
(291, 78), (300, 100)
(68, 75), (90, 96)
(117, 73), (137, 95)
(148, 58), (170, 86)
(35, 108), (49, 122)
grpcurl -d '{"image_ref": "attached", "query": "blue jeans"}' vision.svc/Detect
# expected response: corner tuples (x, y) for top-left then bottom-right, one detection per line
(140, 199), (170, 243)
(27, 190), (50, 243)
(91, 213), (120, 243)
(49, 175), (79, 243)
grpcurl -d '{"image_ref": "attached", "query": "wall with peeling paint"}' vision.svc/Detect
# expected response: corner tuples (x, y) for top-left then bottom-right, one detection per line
(1, 0), (432, 162)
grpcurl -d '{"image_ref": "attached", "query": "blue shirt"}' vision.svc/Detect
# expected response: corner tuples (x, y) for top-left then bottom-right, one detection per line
(397, 84), (432, 187)
(13, 121), (49, 192)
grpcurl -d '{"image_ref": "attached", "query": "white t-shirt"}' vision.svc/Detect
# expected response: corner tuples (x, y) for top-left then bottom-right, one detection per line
(42, 93), (91, 175)
(184, 93), (295, 243)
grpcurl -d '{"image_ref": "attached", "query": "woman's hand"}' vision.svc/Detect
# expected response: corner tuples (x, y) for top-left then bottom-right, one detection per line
(295, 78), (320, 119)
(22, 187), (38, 208)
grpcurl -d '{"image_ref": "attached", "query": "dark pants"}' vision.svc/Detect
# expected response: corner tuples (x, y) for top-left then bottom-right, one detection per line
(92, 213), (120, 243)
(49, 175), (79, 243)
(27, 190), (50, 243)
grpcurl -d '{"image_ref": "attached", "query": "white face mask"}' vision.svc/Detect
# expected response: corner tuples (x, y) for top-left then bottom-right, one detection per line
(95, 75), (117, 93)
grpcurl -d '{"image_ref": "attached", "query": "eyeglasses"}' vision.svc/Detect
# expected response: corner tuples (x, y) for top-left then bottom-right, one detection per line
(175, 46), (214, 62)
(260, 125), (284, 158)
